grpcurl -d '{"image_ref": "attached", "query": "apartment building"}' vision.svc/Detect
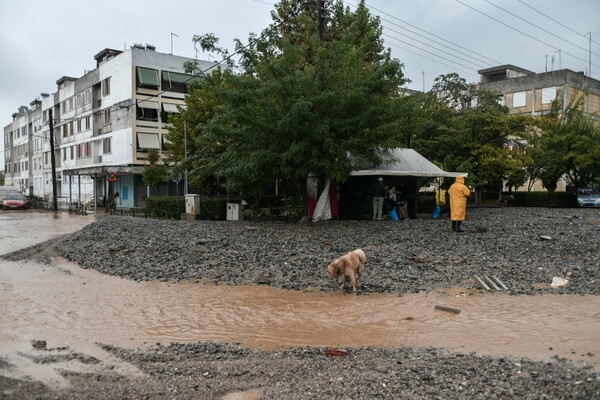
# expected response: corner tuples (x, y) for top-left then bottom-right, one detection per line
(3, 45), (217, 209)
(478, 65), (600, 191)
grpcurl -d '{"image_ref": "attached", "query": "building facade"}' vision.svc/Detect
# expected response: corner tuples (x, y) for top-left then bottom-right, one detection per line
(478, 65), (600, 191)
(3, 45), (216, 209)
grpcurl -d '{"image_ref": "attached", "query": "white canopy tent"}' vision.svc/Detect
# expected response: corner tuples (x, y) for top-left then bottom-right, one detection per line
(350, 148), (467, 178)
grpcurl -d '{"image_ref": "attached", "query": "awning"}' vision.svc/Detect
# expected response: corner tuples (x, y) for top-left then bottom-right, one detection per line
(162, 103), (181, 113)
(138, 100), (159, 109)
(137, 132), (160, 149)
(350, 148), (467, 178)
(137, 67), (159, 88)
(62, 165), (145, 176)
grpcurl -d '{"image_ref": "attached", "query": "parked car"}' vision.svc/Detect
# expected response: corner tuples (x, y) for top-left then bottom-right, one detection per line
(577, 187), (600, 208)
(2, 194), (29, 210)
(0, 186), (19, 207)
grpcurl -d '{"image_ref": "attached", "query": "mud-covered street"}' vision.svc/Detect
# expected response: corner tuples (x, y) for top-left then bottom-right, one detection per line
(1, 209), (600, 399)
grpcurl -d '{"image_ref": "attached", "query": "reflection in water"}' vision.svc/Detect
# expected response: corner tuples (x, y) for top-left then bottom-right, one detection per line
(1, 257), (599, 374)
(0, 211), (95, 255)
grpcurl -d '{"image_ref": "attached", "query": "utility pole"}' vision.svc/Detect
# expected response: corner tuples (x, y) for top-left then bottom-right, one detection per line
(48, 109), (58, 211)
(317, 0), (325, 41)
(184, 120), (188, 195)
(170, 32), (179, 55)
(586, 32), (592, 76)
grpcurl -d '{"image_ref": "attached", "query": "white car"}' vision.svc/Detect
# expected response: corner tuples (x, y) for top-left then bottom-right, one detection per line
(577, 187), (600, 208)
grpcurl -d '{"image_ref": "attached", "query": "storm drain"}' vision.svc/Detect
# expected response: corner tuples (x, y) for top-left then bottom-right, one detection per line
(474, 275), (509, 291)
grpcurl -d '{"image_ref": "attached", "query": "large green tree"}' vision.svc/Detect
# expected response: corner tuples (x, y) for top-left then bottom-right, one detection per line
(175, 0), (405, 211)
(535, 93), (600, 189)
(411, 73), (534, 204)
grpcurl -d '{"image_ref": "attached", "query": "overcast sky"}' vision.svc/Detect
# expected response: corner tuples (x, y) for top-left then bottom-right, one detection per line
(1, 0), (599, 168)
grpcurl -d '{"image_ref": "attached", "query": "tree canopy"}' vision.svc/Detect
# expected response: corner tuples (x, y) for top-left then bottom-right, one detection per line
(168, 0), (405, 203)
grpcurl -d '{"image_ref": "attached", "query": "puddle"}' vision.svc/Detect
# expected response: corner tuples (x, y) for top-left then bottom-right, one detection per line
(0, 211), (95, 255)
(1, 257), (599, 380)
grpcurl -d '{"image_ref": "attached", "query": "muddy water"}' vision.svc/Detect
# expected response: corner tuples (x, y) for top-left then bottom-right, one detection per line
(0, 211), (95, 255)
(1, 257), (599, 372)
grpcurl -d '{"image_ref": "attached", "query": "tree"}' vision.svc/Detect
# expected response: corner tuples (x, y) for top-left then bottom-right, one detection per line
(141, 149), (169, 196)
(166, 69), (228, 195)
(179, 0), (405, 214)
(535, 93), (600, 190)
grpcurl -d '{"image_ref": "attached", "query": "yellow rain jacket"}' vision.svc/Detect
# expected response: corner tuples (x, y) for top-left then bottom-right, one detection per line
(448, 176), (470, 221)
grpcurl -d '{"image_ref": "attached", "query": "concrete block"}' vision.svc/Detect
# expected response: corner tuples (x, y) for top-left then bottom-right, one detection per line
(483, 276), (501, 291)
(474, 275), (490, 291)
(491, 275), (509, 290)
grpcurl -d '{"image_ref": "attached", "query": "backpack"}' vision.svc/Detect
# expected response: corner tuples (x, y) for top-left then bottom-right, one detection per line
(398, 203), (409, 220)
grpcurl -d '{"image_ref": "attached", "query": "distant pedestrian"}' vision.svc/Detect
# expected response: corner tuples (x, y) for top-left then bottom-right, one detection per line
(371, 177), (386, 220)
(448, 176), (470, 232)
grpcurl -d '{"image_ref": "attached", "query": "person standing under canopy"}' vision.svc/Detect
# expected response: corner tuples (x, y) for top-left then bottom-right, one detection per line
(371, 177), (386, 220)
(448, 176), (470, 232)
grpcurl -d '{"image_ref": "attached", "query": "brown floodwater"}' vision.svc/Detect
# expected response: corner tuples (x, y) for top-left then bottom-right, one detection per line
(1, 211), (599, 390)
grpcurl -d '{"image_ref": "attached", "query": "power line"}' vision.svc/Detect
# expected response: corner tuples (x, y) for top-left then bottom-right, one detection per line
(384, 25), (489, 70)
(378, 17), (495, 69)
(517, 0), (600, 47)
(483, 0), (600, 59)
(358, 1), (502, 66)
(384, 36), (477, 78)
(455, 0), (600, 70)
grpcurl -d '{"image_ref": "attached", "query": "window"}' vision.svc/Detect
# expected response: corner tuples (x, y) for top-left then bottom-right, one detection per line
(77, 119), (82, 133)
(62, 125), (68, 138)
(103, 137), (112, 154)
(68, 97), (74, 111)
(104, 109), (111, 125)
(137, 67), (160, 89)
(136, 132), (160, 150)
(84, 88), (92, 104)
(541, 87), (556, 104)
(63, 148), (67, 161)
(161, 71), (195, 93)
(70, 145), (74, 160)
(76, 144), (82, 159)
(70, 121), (74, 136)
(136, 100), (160, 121)
(86, 142), (92, 158)
(512, 91), (526, 108)
(161, 103), (182, 123)
(85, 115), (91, 130)
(102, 77), (111, 96)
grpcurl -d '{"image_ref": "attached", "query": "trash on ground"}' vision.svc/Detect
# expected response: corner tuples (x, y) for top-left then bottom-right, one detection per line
(550, 277), (570, 288)
(434, 304), (461, 314)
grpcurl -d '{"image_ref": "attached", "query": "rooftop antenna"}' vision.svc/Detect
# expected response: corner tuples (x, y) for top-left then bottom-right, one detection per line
(170, 32), (179, 55)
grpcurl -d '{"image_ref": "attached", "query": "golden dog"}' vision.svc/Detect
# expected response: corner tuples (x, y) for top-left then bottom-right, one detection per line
(327, 249), (366, 292)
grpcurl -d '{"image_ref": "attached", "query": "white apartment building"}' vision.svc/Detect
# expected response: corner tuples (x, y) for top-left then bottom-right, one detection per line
(3, 45), (217, 209)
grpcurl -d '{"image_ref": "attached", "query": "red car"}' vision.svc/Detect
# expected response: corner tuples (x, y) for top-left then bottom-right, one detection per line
(2, 194), (29, 210)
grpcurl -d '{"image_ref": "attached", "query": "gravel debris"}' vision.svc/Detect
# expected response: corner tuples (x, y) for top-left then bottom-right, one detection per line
(2, 207), (599, 399)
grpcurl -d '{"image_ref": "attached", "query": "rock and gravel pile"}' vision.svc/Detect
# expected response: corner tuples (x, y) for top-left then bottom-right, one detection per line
(44, 207), (600, 295)
(2, 207), (600, 399)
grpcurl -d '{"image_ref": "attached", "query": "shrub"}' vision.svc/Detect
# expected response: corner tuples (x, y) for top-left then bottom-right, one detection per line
(145, 196), (185, 219)
(199, 197), (229, 221)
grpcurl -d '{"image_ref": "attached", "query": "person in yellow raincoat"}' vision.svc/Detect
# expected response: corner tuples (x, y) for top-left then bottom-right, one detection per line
(448, 176), (470, 232)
